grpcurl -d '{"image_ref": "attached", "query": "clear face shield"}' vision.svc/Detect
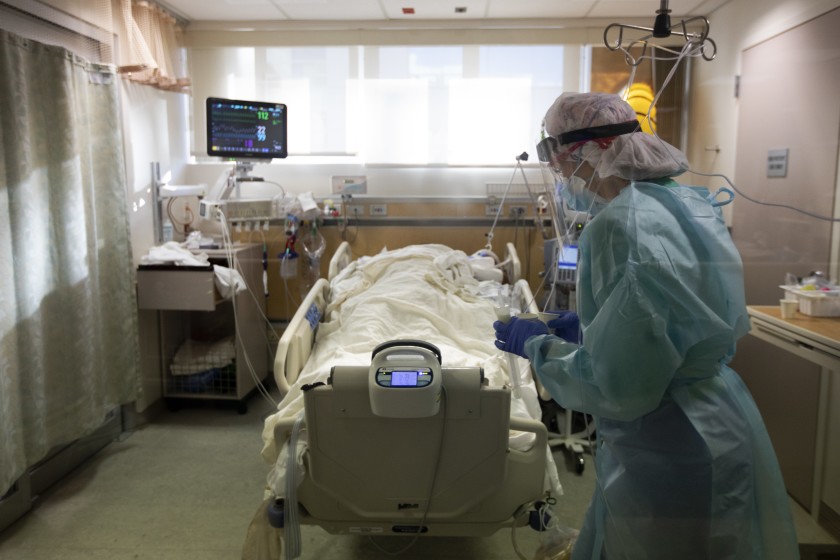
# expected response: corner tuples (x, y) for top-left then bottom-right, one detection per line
(537, 136), (608, 218)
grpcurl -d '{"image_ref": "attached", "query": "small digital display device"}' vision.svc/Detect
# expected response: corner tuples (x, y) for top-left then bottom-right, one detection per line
(368, 342), (442, 418)
(375, 367), (432, 388)
(391, 370), (419, 387)
(206, 97), (287, 159)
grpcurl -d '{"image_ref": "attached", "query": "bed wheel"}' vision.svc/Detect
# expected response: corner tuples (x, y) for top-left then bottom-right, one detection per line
(236, 401), (248, 415)
(575, 453), (585, 474)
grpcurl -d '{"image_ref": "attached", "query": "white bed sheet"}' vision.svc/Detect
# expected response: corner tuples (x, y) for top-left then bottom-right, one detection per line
(261, 244), (557, 498)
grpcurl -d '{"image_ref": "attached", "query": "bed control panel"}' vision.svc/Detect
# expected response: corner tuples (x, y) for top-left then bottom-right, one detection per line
(369, 340), (442, 418)
(374, 367), (433, 388)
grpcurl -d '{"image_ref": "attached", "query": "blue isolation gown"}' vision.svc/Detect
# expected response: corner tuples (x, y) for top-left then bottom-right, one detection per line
(525, 180), (799, 560)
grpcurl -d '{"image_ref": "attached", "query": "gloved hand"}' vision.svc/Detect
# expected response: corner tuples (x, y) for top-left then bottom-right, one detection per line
(547, 311), (581, 344)
(494, 316), (549, 359)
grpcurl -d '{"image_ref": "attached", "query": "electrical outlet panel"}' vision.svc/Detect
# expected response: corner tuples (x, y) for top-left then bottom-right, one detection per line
(370, 204), (388, 216)
(345, 204), (365, 217)
(200, 198), (275, 222)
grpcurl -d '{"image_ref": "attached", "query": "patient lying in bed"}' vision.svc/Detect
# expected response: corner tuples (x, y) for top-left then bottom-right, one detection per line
(261, 244), (560, 500)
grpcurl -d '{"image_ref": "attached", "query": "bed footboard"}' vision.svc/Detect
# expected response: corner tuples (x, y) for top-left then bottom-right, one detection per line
(273, 278), (330, 394)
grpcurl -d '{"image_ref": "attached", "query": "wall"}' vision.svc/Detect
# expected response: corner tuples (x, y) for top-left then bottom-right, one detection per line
(686, 0), (840, 225)
(180, 161), (547, 199)
(230, 201), (546, 321)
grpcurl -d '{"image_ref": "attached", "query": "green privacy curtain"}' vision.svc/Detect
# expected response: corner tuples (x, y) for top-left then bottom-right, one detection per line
(0, 30), (140, 495)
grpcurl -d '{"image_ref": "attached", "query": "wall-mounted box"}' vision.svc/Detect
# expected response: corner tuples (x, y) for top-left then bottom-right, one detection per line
(332, 175), (367, 194)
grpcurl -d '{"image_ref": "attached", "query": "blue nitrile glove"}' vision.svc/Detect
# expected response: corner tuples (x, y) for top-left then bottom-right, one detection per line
(547, 311), (581, 344)
(493, 316), (549, 359)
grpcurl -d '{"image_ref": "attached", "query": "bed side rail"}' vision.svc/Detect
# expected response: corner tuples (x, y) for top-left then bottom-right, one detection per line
(274, 278), (330, 395)
(513, 277), (554, 401)
(327, 241), (352, 281)
(504, 242), (522, 284)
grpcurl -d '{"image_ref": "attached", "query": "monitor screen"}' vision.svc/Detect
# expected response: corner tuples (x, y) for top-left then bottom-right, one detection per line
(558, 245), (578, 269)
(206, 97), (287, 160)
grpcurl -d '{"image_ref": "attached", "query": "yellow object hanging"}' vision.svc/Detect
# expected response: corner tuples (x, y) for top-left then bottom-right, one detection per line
(624, 83), (657, 135)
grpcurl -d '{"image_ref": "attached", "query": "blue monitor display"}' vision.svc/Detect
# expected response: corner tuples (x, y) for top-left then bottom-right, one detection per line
(391, 370), (419, 387)
(206, 97), (287, 159)
(558, 245), (578, 269)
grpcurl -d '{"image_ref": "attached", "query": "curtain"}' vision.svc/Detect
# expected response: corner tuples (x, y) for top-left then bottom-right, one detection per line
(114, 0), (190, 92)
(0, 30), (140, 496)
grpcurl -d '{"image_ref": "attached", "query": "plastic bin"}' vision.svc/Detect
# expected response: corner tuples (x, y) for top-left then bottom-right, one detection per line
(797, 293), (840, 317)
(780, 285), (840, 317)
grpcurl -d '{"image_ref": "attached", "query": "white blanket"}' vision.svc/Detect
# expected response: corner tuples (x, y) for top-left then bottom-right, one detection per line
(169, 336), (235, 376)
(261, 244), (560, 498)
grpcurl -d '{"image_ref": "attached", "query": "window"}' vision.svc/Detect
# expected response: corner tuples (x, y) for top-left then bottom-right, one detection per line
(190, 45), (565, 165)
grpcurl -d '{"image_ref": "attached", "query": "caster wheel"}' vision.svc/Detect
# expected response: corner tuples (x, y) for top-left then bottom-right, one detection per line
(575, 453), (585, 474)
(237, 402), (248, 415)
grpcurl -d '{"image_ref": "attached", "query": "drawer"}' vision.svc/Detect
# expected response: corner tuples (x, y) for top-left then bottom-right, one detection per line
(136, 267), (219, 311)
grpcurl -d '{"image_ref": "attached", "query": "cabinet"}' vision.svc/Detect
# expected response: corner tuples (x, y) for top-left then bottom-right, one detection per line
(137, 244), (268, 412)
(746, 306), (840, 537)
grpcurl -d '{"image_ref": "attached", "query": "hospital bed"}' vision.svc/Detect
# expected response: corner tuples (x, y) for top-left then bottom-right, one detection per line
(258, 242), (561, 549)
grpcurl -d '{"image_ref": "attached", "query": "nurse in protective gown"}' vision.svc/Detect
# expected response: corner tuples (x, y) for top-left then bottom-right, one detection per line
(494, 92), (799, 560)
